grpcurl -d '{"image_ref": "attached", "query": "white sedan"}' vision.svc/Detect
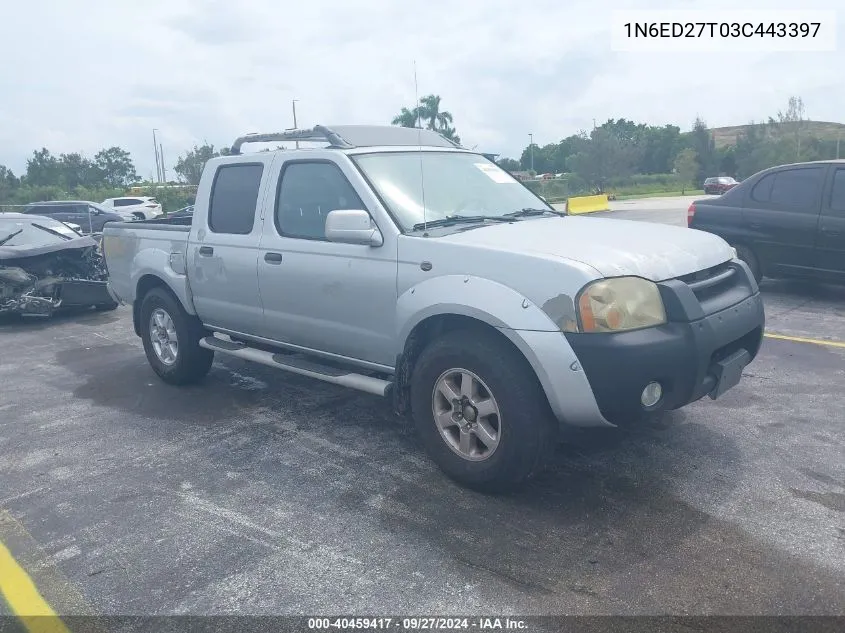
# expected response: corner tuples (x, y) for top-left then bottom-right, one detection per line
(101, 196), (164, 220)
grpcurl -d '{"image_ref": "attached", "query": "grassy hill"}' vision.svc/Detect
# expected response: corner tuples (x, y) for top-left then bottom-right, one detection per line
(710, 121), (845, 149)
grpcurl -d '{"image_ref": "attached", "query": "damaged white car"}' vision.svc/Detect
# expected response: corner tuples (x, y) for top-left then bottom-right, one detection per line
(0, 213), (118, 317)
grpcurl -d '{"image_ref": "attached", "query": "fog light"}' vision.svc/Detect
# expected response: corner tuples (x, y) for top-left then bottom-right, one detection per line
(641, 382), (663, 408)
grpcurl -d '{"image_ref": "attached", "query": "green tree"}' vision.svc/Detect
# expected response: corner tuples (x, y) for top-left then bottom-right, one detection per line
(569, 128), (641, 192)
(174, 143), (222, 185)
(689, 117), (717, 185)
(58, 153), (101, 189)
(390, 94), (461, 144)
(0, 165), (19, 203)
(25, 148), (61, 186)
(391, 107), (419, 128)
(673, 148), (698, 194)
(94, 147), (138, 188)
(496, 157), (521, 171)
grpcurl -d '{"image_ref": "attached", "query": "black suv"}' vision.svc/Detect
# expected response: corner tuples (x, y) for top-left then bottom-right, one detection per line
(688, 160), (845, 283)
(22, 201), (127, 234)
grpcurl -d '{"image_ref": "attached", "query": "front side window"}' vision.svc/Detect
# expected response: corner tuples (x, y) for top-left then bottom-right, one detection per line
(352, 151), (551, 230)
(208, 164), (264, 234)
(275, 161), (365, 240)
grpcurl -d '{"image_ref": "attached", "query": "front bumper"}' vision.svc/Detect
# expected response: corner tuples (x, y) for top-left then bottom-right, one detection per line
(564, 261), (765, 420)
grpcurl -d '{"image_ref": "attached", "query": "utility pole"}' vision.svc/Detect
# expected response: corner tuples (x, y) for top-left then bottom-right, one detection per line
(152, 129), (161, 183)
(528, 133), (534, 172)
(292, 99), (299, 149)
(160, 143), (166, 182)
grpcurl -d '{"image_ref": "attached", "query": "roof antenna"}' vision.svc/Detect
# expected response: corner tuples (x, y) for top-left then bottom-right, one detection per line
(414, 61), (427, 232)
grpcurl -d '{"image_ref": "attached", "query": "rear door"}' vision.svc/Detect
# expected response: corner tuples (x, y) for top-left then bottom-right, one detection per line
(741, 165), (826, 276)
(187, 157), (274, 335)
(814, 165), (845, 279)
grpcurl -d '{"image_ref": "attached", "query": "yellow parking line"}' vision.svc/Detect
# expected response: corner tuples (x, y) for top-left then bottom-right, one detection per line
(764, 332), (845, 349)
(0, 540), (70, 633)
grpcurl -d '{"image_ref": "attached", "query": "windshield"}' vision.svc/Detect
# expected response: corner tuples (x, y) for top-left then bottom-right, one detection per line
(0, 218), (78, 247)
(352, 151), (554, 231)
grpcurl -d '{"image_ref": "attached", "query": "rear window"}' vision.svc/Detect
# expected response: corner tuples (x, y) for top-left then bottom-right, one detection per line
(208, 164), (264, 234)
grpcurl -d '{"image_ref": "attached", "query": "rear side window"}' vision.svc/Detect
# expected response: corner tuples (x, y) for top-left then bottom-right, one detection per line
(209, 164), (264, 234)
(751, 167), (824, 210)
(830, 169), (845, 213)
(112, 199), (133, 207)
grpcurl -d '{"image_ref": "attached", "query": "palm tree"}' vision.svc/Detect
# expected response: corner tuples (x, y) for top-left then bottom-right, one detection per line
(391, 95), (460, 144)
(391, 107), (420, 128)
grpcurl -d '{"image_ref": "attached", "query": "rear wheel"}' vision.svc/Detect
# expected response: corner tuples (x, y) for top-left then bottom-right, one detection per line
(410, 329), (557, 492)
(734, 244), (762, 283)
(139, 287), (213, 385)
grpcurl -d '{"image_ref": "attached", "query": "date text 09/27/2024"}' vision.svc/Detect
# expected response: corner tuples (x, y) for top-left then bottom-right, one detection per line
(307, 617), (528, 630)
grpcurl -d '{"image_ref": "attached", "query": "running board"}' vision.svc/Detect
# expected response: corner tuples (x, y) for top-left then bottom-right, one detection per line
(199, 336), (391, 397)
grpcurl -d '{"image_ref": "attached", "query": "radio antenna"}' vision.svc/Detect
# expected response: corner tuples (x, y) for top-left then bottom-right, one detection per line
(414, 60), (427, 231)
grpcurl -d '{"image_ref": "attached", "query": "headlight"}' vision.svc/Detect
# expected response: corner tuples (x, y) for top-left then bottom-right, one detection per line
(577, 276), (666, 333)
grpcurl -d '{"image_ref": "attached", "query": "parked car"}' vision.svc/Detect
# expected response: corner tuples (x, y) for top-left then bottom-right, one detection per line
(689, 160), (845, 283)
(703, 176), (739, 195)
(102, 196), (163, 220)
(0, 213), (117, 316)
(21, 201), (130, 233)
(103, 124), (765, 491)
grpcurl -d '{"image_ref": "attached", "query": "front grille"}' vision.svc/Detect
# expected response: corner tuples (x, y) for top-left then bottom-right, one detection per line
(677, 261), (740, 305)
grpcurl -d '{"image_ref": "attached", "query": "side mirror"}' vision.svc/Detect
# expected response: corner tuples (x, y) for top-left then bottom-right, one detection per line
(325, 209), (383, 246)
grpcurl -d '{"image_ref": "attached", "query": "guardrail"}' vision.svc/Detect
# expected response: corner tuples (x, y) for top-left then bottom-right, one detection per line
(565, 194), (610, 215)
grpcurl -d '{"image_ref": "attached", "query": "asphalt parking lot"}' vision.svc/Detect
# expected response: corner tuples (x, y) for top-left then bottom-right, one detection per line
(1, 198), (844, 618)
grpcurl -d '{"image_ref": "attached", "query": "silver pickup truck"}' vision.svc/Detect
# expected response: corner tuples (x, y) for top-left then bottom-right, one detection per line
(103, 125), (765, 491)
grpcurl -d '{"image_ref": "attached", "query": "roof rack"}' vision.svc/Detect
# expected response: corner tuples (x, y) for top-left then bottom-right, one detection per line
(230, 124), (463, 154)
(231, 125), (352, 154)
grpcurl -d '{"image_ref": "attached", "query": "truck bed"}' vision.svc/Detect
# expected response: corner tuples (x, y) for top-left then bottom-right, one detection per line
(102, 220), (193, 310)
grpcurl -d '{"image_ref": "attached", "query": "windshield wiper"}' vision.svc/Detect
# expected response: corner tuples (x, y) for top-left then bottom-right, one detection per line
(31, 223), (72, 240)
(411, 215), (513, 231)
(503, 208), (562, 218)
(0, 229), (23, 246)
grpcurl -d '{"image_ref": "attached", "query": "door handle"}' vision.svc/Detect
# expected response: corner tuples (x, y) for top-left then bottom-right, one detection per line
(820, 227), (840, 236)
(749, 223), (762, 229)
(198, 246), (213, 256)
(264, 252), (283, 264)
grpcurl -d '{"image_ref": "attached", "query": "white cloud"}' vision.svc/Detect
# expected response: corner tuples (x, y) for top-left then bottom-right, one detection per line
(0, 0), (842, 177)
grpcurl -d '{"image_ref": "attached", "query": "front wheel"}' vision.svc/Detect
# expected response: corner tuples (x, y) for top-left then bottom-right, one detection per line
(410, 329), (557, 492)
(139, 287), (213, 385)
(734, 244), (762, 283)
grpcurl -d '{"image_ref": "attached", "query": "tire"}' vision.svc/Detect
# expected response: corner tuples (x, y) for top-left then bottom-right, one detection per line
(139, 287), (213, 385)
(734, 244), (762, 283)
(410, 328), (558, 492)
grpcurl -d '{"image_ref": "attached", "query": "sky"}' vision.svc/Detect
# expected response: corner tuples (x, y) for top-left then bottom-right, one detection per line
(0, 0), (842, 180)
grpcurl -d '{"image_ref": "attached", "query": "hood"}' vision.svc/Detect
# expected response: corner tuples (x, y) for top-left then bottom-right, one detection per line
(439, 216), (733, 281)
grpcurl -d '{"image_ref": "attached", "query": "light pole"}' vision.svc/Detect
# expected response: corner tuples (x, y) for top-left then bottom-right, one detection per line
(528, 133), (534, 173)
(152, 129), (161, 183)
(292, 99), (300, 148)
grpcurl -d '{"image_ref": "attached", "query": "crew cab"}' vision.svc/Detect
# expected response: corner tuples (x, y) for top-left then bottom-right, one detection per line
(102, 125), (765, 491)
(688, 160), (845, 283)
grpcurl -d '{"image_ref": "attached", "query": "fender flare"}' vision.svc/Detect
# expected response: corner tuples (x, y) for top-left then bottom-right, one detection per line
(395, 275), (558, 355)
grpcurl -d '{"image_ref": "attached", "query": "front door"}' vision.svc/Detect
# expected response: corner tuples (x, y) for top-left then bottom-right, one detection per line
(814, 166), (845, 279)
(256, 157), (397, 368)
(742, 165), (826, 276)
